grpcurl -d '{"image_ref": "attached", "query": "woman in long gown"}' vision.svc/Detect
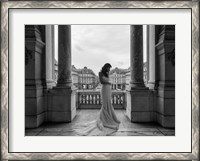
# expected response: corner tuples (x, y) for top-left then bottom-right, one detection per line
(73, 63), (120, 135)
(98, 63), (120, 130)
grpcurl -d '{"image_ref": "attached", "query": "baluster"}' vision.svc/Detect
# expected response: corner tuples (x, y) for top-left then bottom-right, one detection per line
(121, 95), (123, 104)
(83, 94), (85, 104)
(117, 95), (120, 104)
(93, 95), (96, 104)
(90, 95), (92, 104)
(86, 94), (89, 104)
(97, 95), (99, 104)
(114, 95), (116, 104)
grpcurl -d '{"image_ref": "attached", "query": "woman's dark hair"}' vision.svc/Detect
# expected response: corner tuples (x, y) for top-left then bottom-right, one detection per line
(101, 63), (112, 77)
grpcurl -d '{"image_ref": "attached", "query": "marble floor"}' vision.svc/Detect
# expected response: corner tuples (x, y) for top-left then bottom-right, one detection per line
(25, 109), (175, 136)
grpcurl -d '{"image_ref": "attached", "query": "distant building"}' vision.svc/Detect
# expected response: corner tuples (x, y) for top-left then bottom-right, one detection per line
(72, 65), (98, 90)
(125, 67), (131, 89)
(77, 66), (98, 90)
(54, 63), (98, 90)
(71, 65), (79, 88)
(54, 61), (147, 90)
(109, 67), (129, 91)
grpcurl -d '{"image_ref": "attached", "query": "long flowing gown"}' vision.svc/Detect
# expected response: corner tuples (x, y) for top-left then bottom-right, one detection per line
(72, 72), (120, 136)
(99, 74), (120, 130)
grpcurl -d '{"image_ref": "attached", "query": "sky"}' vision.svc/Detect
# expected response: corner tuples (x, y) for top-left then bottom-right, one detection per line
(55, 25), (146, 75)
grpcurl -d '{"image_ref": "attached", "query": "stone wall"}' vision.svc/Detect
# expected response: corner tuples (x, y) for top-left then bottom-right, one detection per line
(25, 25), (46, 128)
(155, 25), (175, 128)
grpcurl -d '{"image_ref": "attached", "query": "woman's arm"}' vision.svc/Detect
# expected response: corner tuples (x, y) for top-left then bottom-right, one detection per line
(99, 72), (111, 84)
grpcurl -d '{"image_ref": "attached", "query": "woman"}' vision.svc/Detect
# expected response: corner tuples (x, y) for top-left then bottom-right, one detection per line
(98, 63), (120, 130)
(73, 63), (120, 135)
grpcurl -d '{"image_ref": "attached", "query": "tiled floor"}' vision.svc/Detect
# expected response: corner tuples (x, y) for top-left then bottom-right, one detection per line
(25, 109), (175, 136)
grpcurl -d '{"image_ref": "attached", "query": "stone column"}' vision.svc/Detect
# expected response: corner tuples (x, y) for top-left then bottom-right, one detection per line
(48, 25), (76, 123)
(126, 25), (151, 123)
(146, 25), (158, 122)
(57, 25), (72, 88)
(45, 25), (56, 88)
(130, 25), (146, 89)
(147, 25), (156, 89)
(51, 25), (56, 82)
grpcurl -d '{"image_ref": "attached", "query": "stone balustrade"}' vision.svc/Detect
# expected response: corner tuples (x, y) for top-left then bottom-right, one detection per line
(77, 90), (126, 109)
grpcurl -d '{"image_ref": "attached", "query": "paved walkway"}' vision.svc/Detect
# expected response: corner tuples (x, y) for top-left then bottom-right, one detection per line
(25, 109), (175, 136)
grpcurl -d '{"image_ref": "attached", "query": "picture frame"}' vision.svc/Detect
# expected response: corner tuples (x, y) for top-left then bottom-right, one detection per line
(1, 0), (199, 160)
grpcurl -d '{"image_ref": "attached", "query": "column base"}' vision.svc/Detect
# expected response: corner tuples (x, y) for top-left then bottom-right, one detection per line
(127, 85), (149, 91)
(156, 86), (175, 128)
(147, 81), (156, 89)
(25, 85), (46, 128)
(157, 113), (175, 128)
(47, 110), (76, 122)
(126, 88), (154, 122)
(25, 112), (46, 128)
(47, 86), (77, 122)
(131, 111), (155, 122)
(45, 79), (56, 89)
(56, 83), (73, 88)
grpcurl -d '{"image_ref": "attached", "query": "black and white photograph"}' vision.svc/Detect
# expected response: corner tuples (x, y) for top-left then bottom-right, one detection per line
(2, 1), (198, 159)
(25, 25), (175, 136)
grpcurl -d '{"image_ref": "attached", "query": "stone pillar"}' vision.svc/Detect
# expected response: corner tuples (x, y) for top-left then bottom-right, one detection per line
(147, 25), (156, 89)
(146, 25), (159, 122)
(48, 25), (76, 122)
(57, 25), (72, 88)
(126, 25), (152, 123)
(51, 26), (56, 83)
(155, 25), (175, 128)
(25, 25), (46, 128)
(45, 25), (56, 88)
(130, 25), (146, 89)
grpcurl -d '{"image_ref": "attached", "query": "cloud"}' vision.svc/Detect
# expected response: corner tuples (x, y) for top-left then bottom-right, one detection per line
(55, 25), (146, 74)
(74, 44), (84, 52)
(71, 25), (130, 75)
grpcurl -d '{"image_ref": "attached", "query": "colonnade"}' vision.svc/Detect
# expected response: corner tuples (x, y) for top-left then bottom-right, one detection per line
(25, 25), (175, 128)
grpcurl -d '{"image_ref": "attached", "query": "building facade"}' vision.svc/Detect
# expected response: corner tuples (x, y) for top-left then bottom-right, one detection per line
(71, 65), (79, 88)
(54, 63), (147, 91)
(109, 67), (129, 90)
(54, 64), (98, 90)
(78, 67), (98, 90)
